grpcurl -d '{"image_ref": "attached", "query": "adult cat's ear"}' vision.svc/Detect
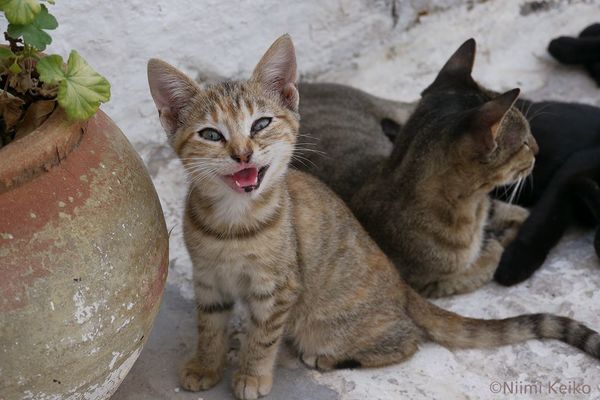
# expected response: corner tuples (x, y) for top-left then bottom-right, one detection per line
(424, 38), (476, 92)
(469, 88), (521, 153)
(251, 34), (299, 112)
(147, 59), (200, 136)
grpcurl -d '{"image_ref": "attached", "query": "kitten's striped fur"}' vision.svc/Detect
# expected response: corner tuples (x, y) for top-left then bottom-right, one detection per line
(148, 35), (600, 400)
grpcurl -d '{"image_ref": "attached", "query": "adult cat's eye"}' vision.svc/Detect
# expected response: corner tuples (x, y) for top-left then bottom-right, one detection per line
(198, 128), (224, 142)
(250, 117), (272, 136)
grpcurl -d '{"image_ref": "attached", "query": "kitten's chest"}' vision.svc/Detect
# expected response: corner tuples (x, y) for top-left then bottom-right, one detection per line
(192, 236), (278, 297)
(183, 187), (296, 299)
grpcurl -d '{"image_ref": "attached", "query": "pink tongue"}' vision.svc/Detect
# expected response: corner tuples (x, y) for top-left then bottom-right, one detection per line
(232, 167), (258, 187)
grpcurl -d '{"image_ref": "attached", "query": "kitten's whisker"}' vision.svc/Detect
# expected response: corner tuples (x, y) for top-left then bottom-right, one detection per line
(293, 146), (328, 155)
(292, 154), (317, 169)
(293, 147), (330, 159)
(294, 141), (320, 147)
(298, 132), (321, 141)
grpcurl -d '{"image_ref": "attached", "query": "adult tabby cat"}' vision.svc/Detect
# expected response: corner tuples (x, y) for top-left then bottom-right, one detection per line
(302, 39), (534, 297)
(148, 35), (600, 400)
(297, 44), (600, 287)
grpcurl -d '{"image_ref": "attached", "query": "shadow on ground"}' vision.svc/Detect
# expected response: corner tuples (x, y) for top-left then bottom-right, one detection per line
(112, 285), (340, 400)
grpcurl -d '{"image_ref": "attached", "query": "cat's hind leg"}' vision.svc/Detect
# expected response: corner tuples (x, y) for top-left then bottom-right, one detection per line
(301, 318), (422, 371)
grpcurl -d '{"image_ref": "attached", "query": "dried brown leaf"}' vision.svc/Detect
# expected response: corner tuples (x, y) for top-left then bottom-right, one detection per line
(8, 72), (35, 94)
(0, 95), (25, 131)
(34, 81), (58, 98)
(14, 99), (55, 140)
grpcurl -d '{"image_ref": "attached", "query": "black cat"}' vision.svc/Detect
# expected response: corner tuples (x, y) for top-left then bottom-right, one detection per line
(493, 99), (600, 285)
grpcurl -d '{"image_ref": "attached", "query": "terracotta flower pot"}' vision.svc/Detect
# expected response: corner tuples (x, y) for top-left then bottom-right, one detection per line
(0, 109), (169, 399)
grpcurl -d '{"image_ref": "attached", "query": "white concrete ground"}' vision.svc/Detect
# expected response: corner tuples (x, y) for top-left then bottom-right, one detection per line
(46, 0), (600, 399)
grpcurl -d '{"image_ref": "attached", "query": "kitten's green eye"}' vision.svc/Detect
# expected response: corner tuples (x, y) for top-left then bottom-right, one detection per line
(198, 128), (224, 142)
(250, 117), (272, 136)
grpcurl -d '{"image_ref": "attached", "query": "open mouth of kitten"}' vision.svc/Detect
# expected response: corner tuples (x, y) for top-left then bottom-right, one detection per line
(223, 165), (270, 193)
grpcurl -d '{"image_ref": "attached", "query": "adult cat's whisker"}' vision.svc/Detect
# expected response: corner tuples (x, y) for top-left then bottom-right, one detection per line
(526, 102), (536, 119)
(508, 177), (523, 205)
(526, 173), (534, 195)
(500, 184), (511, 199)
(525, 104), (552, 122)
(516, 176), (527, 202)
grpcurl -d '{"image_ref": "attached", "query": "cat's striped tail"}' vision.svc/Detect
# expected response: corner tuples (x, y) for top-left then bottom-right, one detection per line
(407, 289), (600, 359)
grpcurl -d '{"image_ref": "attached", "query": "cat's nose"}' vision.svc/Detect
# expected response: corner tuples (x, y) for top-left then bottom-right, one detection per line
(528, 137), (539, 155)
(231, 150), (253, 163)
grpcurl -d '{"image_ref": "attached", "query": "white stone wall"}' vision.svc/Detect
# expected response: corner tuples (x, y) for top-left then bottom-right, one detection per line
(47, 0), (463, 145)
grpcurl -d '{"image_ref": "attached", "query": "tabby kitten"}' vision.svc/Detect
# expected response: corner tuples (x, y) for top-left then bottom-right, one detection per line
(148, 35), (600, 400)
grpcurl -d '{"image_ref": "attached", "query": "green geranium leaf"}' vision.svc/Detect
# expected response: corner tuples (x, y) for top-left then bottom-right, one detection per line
(6, 5), (57, 51)
(37, 51), (111, 120)
(7, 24), (52, 50)
(36, 54), (63, 82)
(31, 3), (56, 28)
(0, 48), (15, 59)
(0, 0), (41, 25)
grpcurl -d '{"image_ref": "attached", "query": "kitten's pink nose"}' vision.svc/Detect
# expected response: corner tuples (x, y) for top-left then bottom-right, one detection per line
(231, 150), (253, 163)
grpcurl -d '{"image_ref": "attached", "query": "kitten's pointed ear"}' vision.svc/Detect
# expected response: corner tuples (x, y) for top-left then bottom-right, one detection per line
(424, 38), (476, 92)
(147, 58), (200, 136)
(469, 88), (521, 153)
(251, 34), (299, 111)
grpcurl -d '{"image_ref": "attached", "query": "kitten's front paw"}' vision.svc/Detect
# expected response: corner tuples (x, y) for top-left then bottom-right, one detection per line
(180, 358), (223, 392)
(232, 372), (273, 400)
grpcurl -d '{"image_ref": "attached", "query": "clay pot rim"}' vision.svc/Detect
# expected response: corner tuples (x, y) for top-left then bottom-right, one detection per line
(0, 107), (85, 193)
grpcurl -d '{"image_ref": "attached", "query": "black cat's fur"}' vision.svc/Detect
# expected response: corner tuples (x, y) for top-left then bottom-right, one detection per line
(549, 23), (600, 86)
(493, 100), (600, 285)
